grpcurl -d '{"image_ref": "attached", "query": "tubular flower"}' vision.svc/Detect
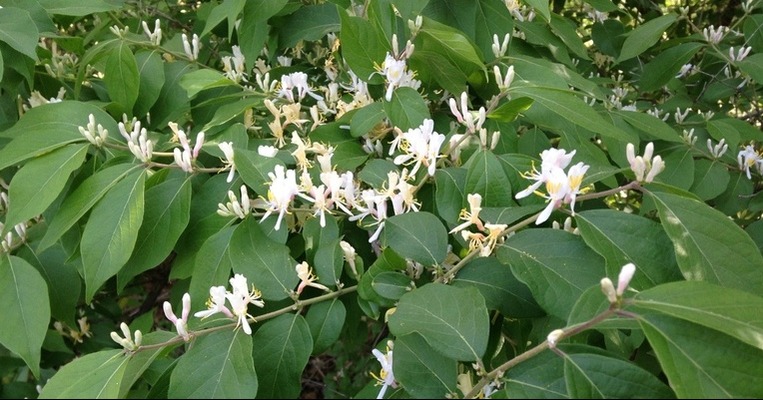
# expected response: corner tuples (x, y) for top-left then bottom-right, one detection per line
(163, 293), (192, 341)
(226, 274), (265, 335)
(738, 145), (762, 179)
(450, 193), (484, 234)
(194, 286), (234, 319)
(218, 142), (236, 182)
(110, 322), (142, 351)
(389, 119), (446, 176)
(295, 261), (330, 295)
(626, 142), (665, 183)
(371, 341), (398, 399)
(260, 165), (302, 230)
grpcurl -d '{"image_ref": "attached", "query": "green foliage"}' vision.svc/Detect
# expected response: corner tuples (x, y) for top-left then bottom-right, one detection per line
(1, 0), (763, 398)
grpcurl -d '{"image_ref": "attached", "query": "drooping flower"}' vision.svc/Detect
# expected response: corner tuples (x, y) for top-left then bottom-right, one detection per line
(260, 165), (302, 230)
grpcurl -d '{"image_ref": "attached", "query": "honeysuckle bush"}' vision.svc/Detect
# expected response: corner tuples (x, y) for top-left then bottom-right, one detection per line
(2, 0), (763, 398)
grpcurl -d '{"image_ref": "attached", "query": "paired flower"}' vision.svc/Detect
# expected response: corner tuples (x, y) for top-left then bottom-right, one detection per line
(110, 322), (142, 351)
(295, 261), (330, 295)
(516, 148), (589, 225)
(119, 120), (153, 163)
(388, 119), (446, 176)
(163, 293), (192, 341)
(626, 142), (664, 183)
(170, 122), (205, 173)
(79, 114), (109, 147)
(194, 274), (264, 335)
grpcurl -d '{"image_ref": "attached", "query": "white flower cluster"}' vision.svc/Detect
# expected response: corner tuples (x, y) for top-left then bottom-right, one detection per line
(118, 119), (153, 163)
(738, 145), (763, 179)
(195, 274), (265, 335)
(516, 148), (590, 225)
(78, 114), (109, 147)
(626, 142), (665, 183)
(388, 119), (446, 176)
(169, 122), (204, 173)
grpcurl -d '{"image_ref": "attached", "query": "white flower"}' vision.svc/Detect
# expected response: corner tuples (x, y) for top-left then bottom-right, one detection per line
(491, 33), (510, 58)
(222, 45), (247, 82)
(450, 193), (484, 234)
(218, 142), (236, 182)
(617, 263), (636, 296)
(142, 19), (162, 45)
(626, 142), (665, 183)
(493, 65), (515, 90)
(390, 119), (446, 176)
(258, 145), (279, 158)
(277, 72), (322, 102)
(260, 165), (303, 230)
(182, 33), (200, 60)
(110, 322), (142, 351)
(78, 114), (109, 147)
(738, 145), (762, 179)
(340, 241), (358, 277)
(379, 53), (421, 101)
(163, 293), (191, 341)
(226, 274), (265, 335)
(295, 261), (330, 295)
(371, 341), (397, 399)
(194, 286), (233, 319)
(448, 92), (486, 133)
(119, 120), (153, 162)
(515, 148), (576, 199)
(217, 185), (251, 219)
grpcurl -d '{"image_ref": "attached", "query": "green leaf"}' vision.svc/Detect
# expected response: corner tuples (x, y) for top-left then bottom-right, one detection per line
(302, 214), (339, 262)
(351, 102), (386, 137)
(81, 170), (146, 303)
(277, 3), (339, 48)
(5, 144), (88, 229)
(117, 177), (192, 290)
(613, 110), (682, 143)
(339, 10), (387, 82)
(358, 247), (406, 306)
(656, 148), (694, 189)
(464, 150), (514, 207)
(617, 14), (677, 63)
(649, 191), (763, 295)
(452, 257), (544, 318)
(305, 298), (346, 354)
(238, 0), (287, 65)
(511, 86), (634, 142)
(168, 329), (257, 398)
(524, 0), (550, 22)
(639, 313), (763, 398)
(134, 49), (165, 118)
(180, 69), (236, 99)
(549, 13), (589, 60)
(313, 239), (343, 290)
(358, 158), (399, 188)
(639, 42), (703, 92)
(738, 53), (763, 83)
(634, 281), (763, 351)
(188, 226), (235, 313)
(0, 101), (115, 170)
(689, 159), (730, 201)
(384, 87), (430, 131)
(17, 244), (80, 326)
(201, 96), (264, 131)
(38, 164), (137, 252)
(119, 330), (178, 398)
(371, 271), (412, 300)
(575, 210), (682, 290)
(0, 7), (39, 60)
(434, 167), (466, 225)
(201, 0), (245, 39)
(383, 212), (448, 266)
(150, 61), (192, 127)
(251, 313), (313, 398)
(479, 204), (545, 226)
(388, 284), (489, 361)
(38, 350), (128, 398)
(564, 353), (674, 398)
(394, 333), (458, 398)
(487, 97), (534, 122)
(0, 255), (50, 379)
(36, 0), (123, 15)
(230, 218), (298, 301)
(105, 41), (140, 115)
(235, 148), (285, 196)
(503, 349), (567, 398)
(496, 229), (606, 319)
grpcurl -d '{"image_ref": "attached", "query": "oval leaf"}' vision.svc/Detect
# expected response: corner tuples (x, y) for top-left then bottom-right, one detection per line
(388, 284), (489, 361)
(617, 14), (677, 63)
(251, 313), (313, 398)
(383, 211), (448, 267)
(394, 333), (458, 398)
(305, 298), (346, 354)
(105, 41), (140, 114)
(38, 350), (128, 398)
(564, 353), (674, 398)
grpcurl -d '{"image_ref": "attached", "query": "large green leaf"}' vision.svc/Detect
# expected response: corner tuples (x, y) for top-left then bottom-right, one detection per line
(105, 41), (139, 115)
(0, 7), (39, 60)
(434, 167), (466, 225)
(17, 244), (80, 327)
(5, 144), (88, 229)
(0, 101), (115, 170)
(230, 218), (298, 301)
(575, 210), (682, 290)
(81, 170), (146, 303)
(339, 10), (387, 81)
(511, 86), (634, 143)
(134, 49), (165, 118)
(634, 281), (763, 351)
(238, 0), (287, 65)
(383, 87), (430, 132)
(689, 159), (729, 201)
(235, 148), (285, 196)
(276, 3), (339, 48)
(188, 226), (236, 312)
(179, 69), (236, 99)
(38, 163), (138, 252)
(119, 330), (178, 398)
(503, 348), (567, 398)
(150, 61), (192, 128)
(649, 191), (763, 295)
(496, 229), (606, 319)
(464, 150), (514, 207)
(564, 353), (674, 398)
(639, 42), (703, 91)
(305, 298), (346, 355)
(452, 257), (544, 318)
(639, 314), (763, 398)
(617, 14), (677, 63)
(251, 313), (313, 399)
(38, 350), (128, 398)
(313, 239), (343, 290)
(117, 177), (192, 290)
(36, 0), (123, 16)
(168, 329), (258, 398)
(201, 0), (245, 39)
(383, 211), (448, 266)
(394, 333), (458, 398)
(388, 284), (489, 361)
(0, 255), (50, 379)
(613, 110), (682, 143)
